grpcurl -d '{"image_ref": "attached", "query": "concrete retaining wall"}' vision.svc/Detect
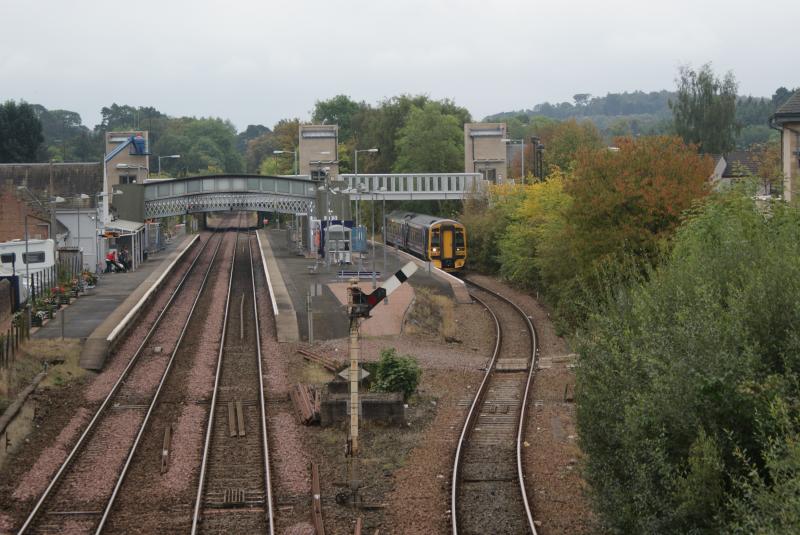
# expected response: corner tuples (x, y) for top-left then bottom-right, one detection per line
(0, 371), (46, 470)
(320, 391), (405, 427)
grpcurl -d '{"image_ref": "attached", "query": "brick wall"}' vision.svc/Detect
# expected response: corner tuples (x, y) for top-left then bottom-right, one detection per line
(0, 162), (102, 199)
(0, 183), (51, 242)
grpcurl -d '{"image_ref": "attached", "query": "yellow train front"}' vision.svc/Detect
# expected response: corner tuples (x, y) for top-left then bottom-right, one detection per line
(385, 211), (467, 272)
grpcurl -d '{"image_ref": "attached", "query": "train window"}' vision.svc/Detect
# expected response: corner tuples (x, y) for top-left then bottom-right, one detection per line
(431, 229), (440, 247)
(23, 251), (46, 264)
(455, 230), (465, 247)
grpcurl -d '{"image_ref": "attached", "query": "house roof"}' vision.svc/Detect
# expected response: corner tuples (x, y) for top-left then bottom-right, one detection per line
(772, 90), (800, 124)
(723, 151), (760, 178)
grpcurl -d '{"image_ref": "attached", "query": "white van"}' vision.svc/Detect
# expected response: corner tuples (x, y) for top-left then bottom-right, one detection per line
(0, 238), (57, 277)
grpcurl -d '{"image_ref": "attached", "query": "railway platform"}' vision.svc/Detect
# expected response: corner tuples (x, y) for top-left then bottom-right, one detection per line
(47, 232), (199, 370)
(258, 228), (458, 342)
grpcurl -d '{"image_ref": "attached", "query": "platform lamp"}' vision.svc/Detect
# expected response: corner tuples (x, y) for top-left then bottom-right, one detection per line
(158, 154), (181, 176)
(380, 186), (388, 302)
(502, 138), (525, 181)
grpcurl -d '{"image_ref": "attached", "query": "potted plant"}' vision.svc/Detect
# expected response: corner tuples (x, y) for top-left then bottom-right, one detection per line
(82, 270), (97, 289)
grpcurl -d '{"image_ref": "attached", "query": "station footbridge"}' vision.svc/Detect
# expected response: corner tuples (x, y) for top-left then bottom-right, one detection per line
(114, 172), (486, 220)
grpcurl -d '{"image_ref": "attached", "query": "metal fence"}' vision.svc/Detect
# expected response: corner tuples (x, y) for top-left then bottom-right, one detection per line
(145, 222), (163, 254)
(0, 312), (29, 370)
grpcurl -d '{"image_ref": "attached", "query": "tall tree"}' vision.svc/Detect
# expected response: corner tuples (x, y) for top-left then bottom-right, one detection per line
(236, 124), (270, 153)
(0, 100), (44, 162)
(152, 117), (243, 174)
(245, 131), (281, 173)
(312, 95), (364, 142)
(536, 119), (603, 172)
(670, 64), (739, 154)
(393, 103), (463, 173)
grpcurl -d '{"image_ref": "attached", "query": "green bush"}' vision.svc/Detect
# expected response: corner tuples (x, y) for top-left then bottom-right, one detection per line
(460, 184), (526, 274)
(371, 348), (422, 400)
(576, 190), (800, 533)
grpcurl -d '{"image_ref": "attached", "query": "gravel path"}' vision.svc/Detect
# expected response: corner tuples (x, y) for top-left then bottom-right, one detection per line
(384, 369), (484, 534)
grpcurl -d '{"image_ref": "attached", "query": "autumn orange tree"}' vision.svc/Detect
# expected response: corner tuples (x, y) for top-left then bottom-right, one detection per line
(565, 136), (712, 268)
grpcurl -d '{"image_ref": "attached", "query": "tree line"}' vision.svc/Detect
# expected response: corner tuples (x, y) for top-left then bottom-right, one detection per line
(487, 69), (797, 150)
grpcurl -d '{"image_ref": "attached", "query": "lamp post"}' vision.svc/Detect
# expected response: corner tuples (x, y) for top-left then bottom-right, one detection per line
(158, 154), (181, 176)
(502, 138), (525, 181)
(371, 188), (377, 288)
(273, 149), (298, 175)
(380, 187), (388, 299)
(354, 148), (378, 280)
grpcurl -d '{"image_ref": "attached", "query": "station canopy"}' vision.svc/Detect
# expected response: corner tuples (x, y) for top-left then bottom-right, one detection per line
(105, 219), (145, 236)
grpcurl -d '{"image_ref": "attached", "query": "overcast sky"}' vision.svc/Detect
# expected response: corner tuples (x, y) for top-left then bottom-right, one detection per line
(1, 0), (798, 132)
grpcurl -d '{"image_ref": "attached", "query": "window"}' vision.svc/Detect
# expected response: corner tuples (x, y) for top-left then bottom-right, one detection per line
(455, 230), (465, 248)
(481, 168), (497, 182)
(119, 175), (136, 184)
(23, 251), (45, 264)
(430, 229), (440, 247)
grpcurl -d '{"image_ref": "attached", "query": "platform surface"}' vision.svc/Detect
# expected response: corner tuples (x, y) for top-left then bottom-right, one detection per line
(73, 233), (197, 370)
(262, 229), (454, 342)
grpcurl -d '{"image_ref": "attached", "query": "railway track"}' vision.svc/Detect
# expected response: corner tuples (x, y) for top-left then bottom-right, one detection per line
(451, 280), (538, 535)
(89, 228), (238, 534)
(191, 229), (274, 534)
(17, 229), (227, 535)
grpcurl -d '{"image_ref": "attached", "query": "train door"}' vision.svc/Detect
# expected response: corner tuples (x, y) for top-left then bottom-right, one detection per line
(441, 225), (455, 269)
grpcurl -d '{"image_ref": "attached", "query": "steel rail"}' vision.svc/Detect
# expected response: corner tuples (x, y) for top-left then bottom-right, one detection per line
(93, 228), (228, 533)
(450, 291), (501, 535)
(191, 220), (237, 534)
(192, 213), (272, 533)
(248, 228), (275, 534)
(17, 231), (216, 535)
(451, 280), (538, 535)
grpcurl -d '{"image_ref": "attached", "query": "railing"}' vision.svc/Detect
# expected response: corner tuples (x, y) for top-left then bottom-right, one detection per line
(341, 173), (486, 200)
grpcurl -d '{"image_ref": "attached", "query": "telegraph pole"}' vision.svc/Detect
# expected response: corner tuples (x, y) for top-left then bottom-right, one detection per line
(344, 262), (418, 504)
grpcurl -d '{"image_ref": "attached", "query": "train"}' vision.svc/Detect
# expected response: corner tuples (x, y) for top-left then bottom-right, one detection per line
(385, 211), (467, 272)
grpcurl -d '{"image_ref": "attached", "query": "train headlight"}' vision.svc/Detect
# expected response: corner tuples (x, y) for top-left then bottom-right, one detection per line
(431, 247), (439, 254)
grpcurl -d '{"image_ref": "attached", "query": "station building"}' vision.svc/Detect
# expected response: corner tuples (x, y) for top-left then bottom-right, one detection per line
(464, 122), (507, 183)
(770, 90), (800, 202)
(299, 125), (338, 180)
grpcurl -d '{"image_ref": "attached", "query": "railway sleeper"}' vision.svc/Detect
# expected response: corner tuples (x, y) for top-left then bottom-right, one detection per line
(460, 460), (517, 482)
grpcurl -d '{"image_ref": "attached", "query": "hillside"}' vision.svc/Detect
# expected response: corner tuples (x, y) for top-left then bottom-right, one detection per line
(485, 88), (796, 148)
